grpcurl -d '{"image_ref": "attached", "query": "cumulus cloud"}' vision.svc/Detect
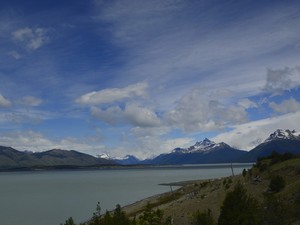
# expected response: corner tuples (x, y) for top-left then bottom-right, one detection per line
(263, 67), (299, 95)
(0, 94), (11, 107)
(91, 103), (161, 127)
(165, 88), (248, 132)
(12, 27), (52, 50)
(213, 111), (300, 150)
(238, 98), (258, 109)
(76, 82), (148, 105)
(91, 105), (124, 125)
(269, 98), (300, 114)
(124, 103), (161, 127)
(21, 96), (43, 106)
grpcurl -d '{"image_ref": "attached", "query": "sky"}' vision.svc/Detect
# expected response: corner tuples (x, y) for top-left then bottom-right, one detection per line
(0, 0), (300, 159)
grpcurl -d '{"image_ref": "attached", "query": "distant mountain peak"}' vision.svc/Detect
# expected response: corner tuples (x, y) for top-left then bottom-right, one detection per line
(97, 153), (111, 160)
(172, 138), (227, 154)
(264, 129), (300, 143)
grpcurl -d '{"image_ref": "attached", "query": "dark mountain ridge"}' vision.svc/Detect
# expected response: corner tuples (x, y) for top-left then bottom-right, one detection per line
(142, 139), (247, 165)
(240, 129), (300, 162)
(127, 129), (300, 165)
(1, 129), (300, 169)
(0, 146), (115, 170)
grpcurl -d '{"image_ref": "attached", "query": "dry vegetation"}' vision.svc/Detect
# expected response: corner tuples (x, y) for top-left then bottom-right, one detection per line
(122, 154), (300, 225)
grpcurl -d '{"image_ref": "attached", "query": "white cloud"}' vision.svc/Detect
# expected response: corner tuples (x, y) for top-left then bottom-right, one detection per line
(0, 130), (105, 155)
(238, 98), (258, 109)
(91, 105), (124, 125)
(263, 67), (300, 95)
(124, 103), (161, 127)
(136, 136), (195, 159)
(119, 129), (195, 159)
(0, 94), (11, 107)
(21, 96), (43, 106)
(12, 27), (52, 50)
(213, 111), (300, 150)
(165, 88), (248, 132)
(76, 82), (148, 105)
(269, 98), (300, 114)
(92, 0), (300, 101)
(91, 102), (160, 127)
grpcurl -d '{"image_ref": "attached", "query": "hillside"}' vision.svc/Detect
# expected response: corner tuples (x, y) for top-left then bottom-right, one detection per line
(121, 154), (300, 225)
(0, 146), (115, 170)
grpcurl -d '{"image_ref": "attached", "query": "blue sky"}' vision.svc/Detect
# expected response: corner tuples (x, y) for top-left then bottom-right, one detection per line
(0, 0), (300, 158)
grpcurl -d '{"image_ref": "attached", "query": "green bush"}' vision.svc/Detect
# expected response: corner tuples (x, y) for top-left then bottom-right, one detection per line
(191, 209), (215, 225)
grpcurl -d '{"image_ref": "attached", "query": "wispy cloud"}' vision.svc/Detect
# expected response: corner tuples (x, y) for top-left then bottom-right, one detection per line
(20, 96), (43, 106)
(12, 27), (52, 50)
(0, 94), (11, 107)
(76, 82), (148, 105)
(1, 0), (300, 157)
(93, 0), (300, 98)
(7, 50), (22, 59)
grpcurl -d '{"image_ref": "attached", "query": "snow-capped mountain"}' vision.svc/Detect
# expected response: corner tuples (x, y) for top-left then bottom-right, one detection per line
(113, 155), (141, 165)
(143, 139), (246, 165)
(97, 153), (111, 160)
(264, 129), (300, 142)
(241, 129), (300, 162)
(96, 129), (300, 165)
(172, 138), (228, 154)
(97, 153), (141, 165)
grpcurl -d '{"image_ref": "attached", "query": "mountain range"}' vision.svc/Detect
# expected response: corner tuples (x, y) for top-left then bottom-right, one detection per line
(0, 147), (115, 170)
(117, 129), (300, 165)
(0, 129), (299, 169)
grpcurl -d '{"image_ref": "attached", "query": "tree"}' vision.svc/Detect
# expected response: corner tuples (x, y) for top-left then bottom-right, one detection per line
(90, 202), (102, 225)
(138, 203), (171, 225)
(112, 204), (131, 225)
(61, 217), (76, 225)
(217, 182), (262, 225)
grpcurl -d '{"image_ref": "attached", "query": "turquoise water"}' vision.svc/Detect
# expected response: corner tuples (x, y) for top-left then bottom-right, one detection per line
(0, 164), (252, 225)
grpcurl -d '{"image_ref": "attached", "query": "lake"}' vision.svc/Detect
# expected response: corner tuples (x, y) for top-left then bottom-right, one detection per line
(0, 164), (252, 225)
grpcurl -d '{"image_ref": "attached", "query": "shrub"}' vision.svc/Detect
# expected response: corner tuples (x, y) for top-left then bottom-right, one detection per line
(191, 209), (215, 225)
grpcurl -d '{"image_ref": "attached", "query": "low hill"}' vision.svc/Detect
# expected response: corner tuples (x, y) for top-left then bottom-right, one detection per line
(0, 146), (115, 170)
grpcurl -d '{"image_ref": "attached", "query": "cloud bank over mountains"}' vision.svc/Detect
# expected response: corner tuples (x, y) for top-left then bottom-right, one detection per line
(0, 0), (300, 158)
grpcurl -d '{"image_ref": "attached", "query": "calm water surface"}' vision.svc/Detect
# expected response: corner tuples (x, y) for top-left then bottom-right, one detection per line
(0, 164), (252, 225)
